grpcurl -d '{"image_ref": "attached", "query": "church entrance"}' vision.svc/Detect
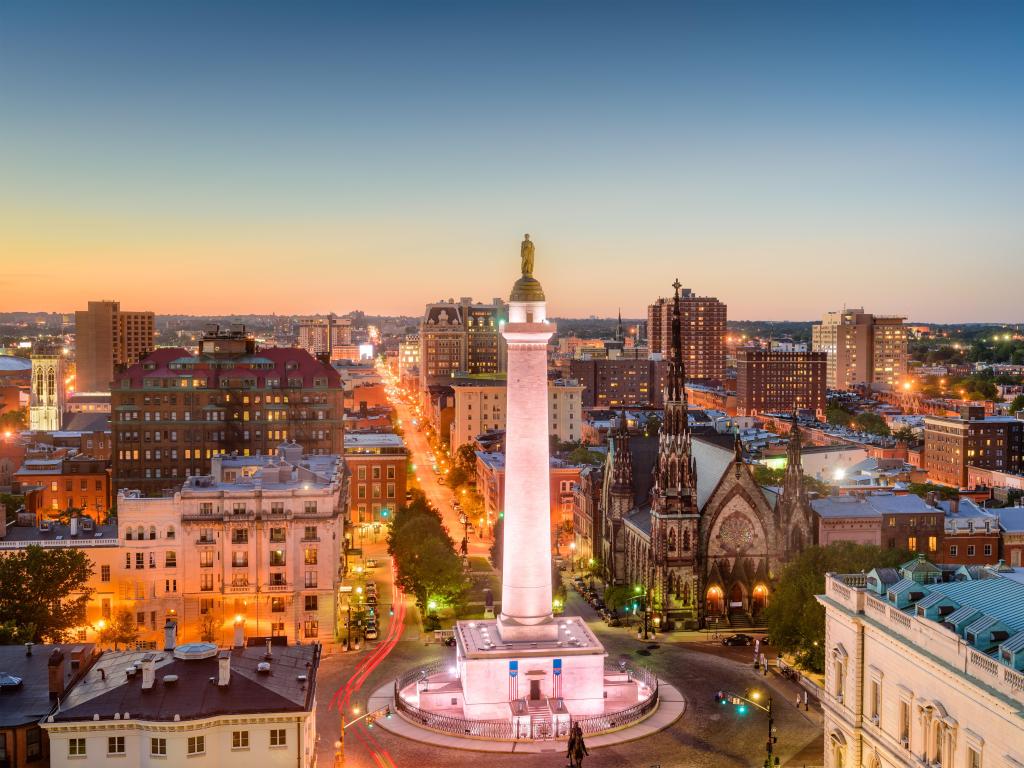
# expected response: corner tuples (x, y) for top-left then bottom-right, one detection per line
(728, 583), (744, 615)
(529, 679), (541, 700)
(705, 586), (724, 616)
(752, 584), (768, 616)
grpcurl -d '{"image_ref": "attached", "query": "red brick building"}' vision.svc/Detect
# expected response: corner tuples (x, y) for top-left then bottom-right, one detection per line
(111, 325), (344, 495)
(14, 454), (111, 521)
(648, 289), (726, 382)
(924, 405), (1024, 487)
(343, 432), (408, 524)
(735, 348), (827, 417)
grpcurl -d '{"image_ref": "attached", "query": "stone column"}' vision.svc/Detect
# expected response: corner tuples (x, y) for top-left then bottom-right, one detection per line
(497, 299), (557, 642)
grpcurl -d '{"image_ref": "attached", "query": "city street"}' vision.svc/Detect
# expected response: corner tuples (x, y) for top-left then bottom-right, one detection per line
(316, 560), (823, 768)
(382, 372), (490, 558)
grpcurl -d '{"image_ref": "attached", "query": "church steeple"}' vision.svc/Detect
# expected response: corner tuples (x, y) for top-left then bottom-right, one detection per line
(782, 412), (806, 502)
(610, 415), (634, 494)
(615, 309), (623, 342)
(655, 279), (696, 497)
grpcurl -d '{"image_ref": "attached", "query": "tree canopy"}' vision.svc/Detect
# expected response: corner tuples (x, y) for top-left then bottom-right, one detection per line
(99, 609), (140, 650)
(388, 493), (466, 611)
(0, 546), (94, 642)
(764, 542), (909, 672)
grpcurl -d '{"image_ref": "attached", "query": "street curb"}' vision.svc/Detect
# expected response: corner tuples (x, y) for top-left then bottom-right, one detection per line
(367, 680), (686, 754)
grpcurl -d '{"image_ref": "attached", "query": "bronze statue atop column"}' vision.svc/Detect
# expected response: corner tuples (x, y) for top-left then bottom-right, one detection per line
(520, 234), (535, 277)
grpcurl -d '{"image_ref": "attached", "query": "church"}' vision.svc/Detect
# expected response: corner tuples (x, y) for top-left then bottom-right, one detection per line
(598, 281), (816, 629)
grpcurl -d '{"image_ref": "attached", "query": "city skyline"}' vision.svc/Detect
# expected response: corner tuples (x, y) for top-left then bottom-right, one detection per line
(3, 2), (1024, 322)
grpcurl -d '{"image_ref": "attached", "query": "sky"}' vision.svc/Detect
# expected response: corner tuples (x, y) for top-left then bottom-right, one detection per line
(1, 1), (1022, 322)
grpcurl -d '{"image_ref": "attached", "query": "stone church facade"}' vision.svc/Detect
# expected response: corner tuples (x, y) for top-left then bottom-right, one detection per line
(598, 282), (816, 629)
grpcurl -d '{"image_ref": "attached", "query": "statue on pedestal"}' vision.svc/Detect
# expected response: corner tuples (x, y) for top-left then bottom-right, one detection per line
(521, 234), (535, 277)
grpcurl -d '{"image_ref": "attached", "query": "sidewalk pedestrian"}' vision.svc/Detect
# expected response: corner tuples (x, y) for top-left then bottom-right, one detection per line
(803, 690), (809, 711)
(795, 693), (801, 708)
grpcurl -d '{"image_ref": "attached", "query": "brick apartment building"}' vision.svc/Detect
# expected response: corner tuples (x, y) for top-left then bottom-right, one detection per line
(811, 307), (908, 390)
(111, 325), (343, 495)
(343, 433), (408, 524)
(648, 288), (726, 382)
(735, 348), (827, 417)
(569, 358), (669, 408)
(924, 405), (1024, 487)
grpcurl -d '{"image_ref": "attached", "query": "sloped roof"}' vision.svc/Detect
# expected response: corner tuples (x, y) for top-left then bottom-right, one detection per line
(692, 435), (736, 510)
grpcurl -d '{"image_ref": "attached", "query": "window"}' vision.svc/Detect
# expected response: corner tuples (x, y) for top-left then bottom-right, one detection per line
(899, 700), (910, 745)
(270, 549), (286, 567)
(200, 550), (214, 568)
(928, 536), (937, 552)
(101, 565), (111, 582)
(232, 731), (249, 749)
(305, 595), (318, 611)
(108, 736), (125, 755)
(272, 597), (285, 612)
(967, 746), (981, 768)
(151, 737), (167, 756)
(187, 736), (205, 755)
(967, 545), (976, 557)
(984, 544), (992, 557)
(304, 525), (317, 540)
(135, 552), (144, 569)
(26, 727), (42, 760)
(165, 552), (177, 568)
(305, 571), (318, 588)
(270, 527), (286, 543)
(200, 574), (213, 591)
(270, 729), (287, 747)
(68, 738), (86, 757)
(357, 466), (367, 480)
(907, 536), (917, 551)
(304, 547), (318, 565)
(870, 680), (881, 724)
(232, 528), (248, 544)
(950, 545), (958, 557)
(232, 552), (249, 567)
(304, 619), (319, 638)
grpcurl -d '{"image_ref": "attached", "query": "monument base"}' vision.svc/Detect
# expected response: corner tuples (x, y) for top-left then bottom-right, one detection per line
(496, 613), (560, 642)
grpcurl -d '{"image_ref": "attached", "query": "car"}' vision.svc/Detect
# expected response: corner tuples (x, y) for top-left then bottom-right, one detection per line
(366, 559), (378, 569)
(366, 594), (378, 605)
(366, 582), (377, 594)
(607, 617), (622, 627)
(759, 635), (771, 646)
(443, 636), (456, 647)
(722, 633), (755, 647)
(364, 626), (379, 640)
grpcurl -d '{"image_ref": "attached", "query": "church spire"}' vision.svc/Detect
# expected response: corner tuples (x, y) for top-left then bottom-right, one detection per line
(610, 414), (634, 494)
(655, 279), (695, 496)
(615, 308), (623, 341)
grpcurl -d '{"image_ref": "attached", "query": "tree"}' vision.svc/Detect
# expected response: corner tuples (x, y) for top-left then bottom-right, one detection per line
(602, 585), (633, 611)
(99, 609), (140, 650)
(0, 493), (24, 517)
(906, 482), (959, 501)
(568, 445), (604, 465)
(0, 407), (27, 431)
(199, 614), (218, 643)
(764, 543), (909, 673)
(892, 426), (918, 445)
(853, 412), (891, 437)
(489, 516), (504, 570)
(644, 414), (662, 437)
(825, 405), (854, 427)
(0, 546), (94, 642)
(1009, 394), (1024, 415)
(454, 443), (477, 475)
(752, 465), (785, 486)
(388, 494), (466, 612)
(0, 619), (35, 644)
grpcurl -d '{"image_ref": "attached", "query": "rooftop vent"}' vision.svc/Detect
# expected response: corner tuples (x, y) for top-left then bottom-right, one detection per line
(256, 662), (271, 674)
(162, 675), (178, 684)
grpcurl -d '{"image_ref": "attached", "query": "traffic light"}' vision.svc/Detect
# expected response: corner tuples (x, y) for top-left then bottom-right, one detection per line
(737, 704), (747, 715)
(389, 606), (394, 616)
(385, 706), (392, 719)
(715, 691), (725, 704)
(382, 509), (389, 518)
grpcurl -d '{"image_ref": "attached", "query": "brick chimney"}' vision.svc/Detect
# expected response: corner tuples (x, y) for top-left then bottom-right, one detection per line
(47, 648), (65, 699)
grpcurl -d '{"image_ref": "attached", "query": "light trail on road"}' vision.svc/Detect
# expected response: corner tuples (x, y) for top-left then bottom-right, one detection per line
(329, 558), (406, 768)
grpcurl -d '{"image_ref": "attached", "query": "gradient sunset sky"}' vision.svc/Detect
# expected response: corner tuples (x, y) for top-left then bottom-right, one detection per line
(2, 2), (1022, 322)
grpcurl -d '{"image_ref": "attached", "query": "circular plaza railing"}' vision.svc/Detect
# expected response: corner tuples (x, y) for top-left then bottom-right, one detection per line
(392, 660), (658, 741)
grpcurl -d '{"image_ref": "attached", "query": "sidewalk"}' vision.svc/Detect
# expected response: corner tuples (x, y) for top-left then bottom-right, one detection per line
(368, 680), (686, 753)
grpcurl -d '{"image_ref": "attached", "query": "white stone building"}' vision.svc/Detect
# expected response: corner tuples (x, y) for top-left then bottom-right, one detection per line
(818, 558), (1024, 768)
(43, 641), (319, 768)
(116, 443), (348, 648)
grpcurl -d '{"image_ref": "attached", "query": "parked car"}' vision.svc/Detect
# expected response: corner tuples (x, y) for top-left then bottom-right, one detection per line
(722, 633), (754, 647)
(759, 635), (771, 646)
(366, 558), (378, 569)
(364, 626), (379, 640)
(443, 636), (457, 647)
(366, 594), (378, 605)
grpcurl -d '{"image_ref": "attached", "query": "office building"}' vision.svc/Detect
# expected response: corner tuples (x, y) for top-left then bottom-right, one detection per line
(569, 358), (668, 408)
(735, 348), (827, 416)
(647, 288), (726, 381)
(296, 314), (352, 359)
(75, 301), (154, 392)
(811, 308), (907, 390)
(111, 324), (343, 495)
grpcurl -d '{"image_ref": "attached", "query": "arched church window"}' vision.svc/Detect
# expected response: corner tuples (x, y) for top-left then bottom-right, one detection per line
(667, 528), (677, 552)
(682, 529), (691, 551)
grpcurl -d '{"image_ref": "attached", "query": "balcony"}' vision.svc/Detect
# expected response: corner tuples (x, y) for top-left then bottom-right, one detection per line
(267, 583), (289, 592)
(225, 584), (251, 593)
(195, 537), (216, 546)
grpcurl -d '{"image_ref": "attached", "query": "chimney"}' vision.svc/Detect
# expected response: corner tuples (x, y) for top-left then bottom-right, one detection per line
(265, 638), (273, 658)
(951, 497), (960, 515)
(217, 651), (231, 687)
(163, 619), (177, 651)
(233, 618), (245, 648)
(69, 515), (78, 537)
(47, 648), (65, 699)
(141, 655), (156, 690)
(926, 491), (938, 508)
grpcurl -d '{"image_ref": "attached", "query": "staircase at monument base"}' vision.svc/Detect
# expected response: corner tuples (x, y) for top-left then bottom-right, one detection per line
(527, 698), (553, 739)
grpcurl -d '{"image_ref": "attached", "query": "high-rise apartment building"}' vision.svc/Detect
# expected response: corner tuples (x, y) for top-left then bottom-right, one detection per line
(924, 405), (1024, 487)
(297, 314), (353, 359)
(75, 300), (155, 392)
(29, 354), (66, 431)
(569, 358), (669, 408)
(647, 289), (726, 381)
(735, 348), (827, 416)
(811, 308), (907, 390)
(111, 324), (343, 495)
(419, 298), (507, 391)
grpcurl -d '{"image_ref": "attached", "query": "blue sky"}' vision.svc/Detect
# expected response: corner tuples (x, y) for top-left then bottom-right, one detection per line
(1, 1), (1022, 321)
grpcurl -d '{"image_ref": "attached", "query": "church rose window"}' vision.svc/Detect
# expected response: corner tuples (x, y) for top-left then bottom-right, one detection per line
(717, 512), (755, 553)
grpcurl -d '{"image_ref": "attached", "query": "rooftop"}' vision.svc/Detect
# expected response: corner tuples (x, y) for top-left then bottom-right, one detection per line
(52, 643), (319, 723)
(0, 520), (118, 549)
(344, 433), (407, 452)
(812, 492), (935, 519)
(0, 644), (96, 727)
(455, 617), (602, 659)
